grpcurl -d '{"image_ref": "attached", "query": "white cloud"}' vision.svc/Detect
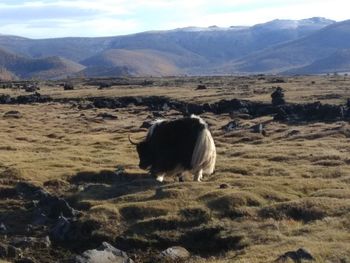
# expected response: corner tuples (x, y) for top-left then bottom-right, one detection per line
(0, 0), (349, 38)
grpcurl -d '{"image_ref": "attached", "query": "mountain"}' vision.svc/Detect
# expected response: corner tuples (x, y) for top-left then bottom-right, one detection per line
(0, 47), (85, 79)
(230, 19), (350, 74)
(0, 66), (17, 81)
(0, 18), (333, 64)
(81, 49), (183, 76)
(2, 17), (349, 79)
(285, 49), (350, 74)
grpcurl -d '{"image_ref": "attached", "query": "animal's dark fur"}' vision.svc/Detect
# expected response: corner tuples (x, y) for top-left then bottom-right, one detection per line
(136, 117), (206, 175)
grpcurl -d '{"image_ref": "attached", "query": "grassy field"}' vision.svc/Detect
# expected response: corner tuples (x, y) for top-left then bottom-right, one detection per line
(0, 75), (350, 262)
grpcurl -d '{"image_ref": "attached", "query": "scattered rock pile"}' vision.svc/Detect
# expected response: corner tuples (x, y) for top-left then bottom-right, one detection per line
(271, 87), (286, 106)
(1, 89), (350, 123)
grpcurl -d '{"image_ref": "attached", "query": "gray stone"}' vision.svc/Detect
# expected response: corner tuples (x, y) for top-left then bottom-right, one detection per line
(251, 123), (263, 133)
(276, 247), (314, 262)
(0, 222), (7, 234)
(159, 246), (190, 261)
(75, 242), (133, 263)
(3, 111), (22, 119)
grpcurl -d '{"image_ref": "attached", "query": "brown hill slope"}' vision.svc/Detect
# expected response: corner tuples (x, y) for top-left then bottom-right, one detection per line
(81, 49), (183, 77)
(0, 66), (17, 81)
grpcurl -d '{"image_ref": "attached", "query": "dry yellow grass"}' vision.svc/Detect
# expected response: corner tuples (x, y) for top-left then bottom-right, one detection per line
(0, 75), (350, 262)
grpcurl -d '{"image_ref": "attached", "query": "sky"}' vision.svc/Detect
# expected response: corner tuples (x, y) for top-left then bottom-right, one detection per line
(0, 0), (349, 39)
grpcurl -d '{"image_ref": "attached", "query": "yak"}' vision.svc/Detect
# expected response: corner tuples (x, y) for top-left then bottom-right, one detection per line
(129, 115), (216, 182)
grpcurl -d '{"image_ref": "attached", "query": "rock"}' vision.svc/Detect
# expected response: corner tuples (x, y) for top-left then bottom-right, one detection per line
(286, 130), (300, 137)
(271, 87), (285, 106)
(32, 211), (48, 225)
(219, 183), (230, 189)
(75, 242), (134, 263)
(196, 84), (207, 90)
(251, 123), (264, 133)
(49, 216), (71, 242)
(16, 182), (77, 219)
(269, 78), (286, 83)
(159, 246), (190, 261)
(115, 165), (125, 176)
(39, 195), (78, 219)
(347, 98), (350, 108)
(96, 112), (118, 120)
(16, 182), (46, 199)
(0, 94), (11, 103)
(3, 110), (22, 119)
(78, 101), (95, 110)
(24, 84), (39, 92)
(222, 120), (240, 132)
(98, 83), (111, 89)
(16, 92), (51, 104)
(0, 222), (7, 234)
(64, 83), (74, 90)
(275, 248), (314, 262)
(50, 216), (101, 247)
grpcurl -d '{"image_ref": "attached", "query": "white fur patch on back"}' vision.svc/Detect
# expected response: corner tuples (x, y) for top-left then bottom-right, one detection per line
(190, 114), (207, 127)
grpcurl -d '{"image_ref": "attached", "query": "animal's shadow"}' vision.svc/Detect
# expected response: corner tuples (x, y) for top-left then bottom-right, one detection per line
(68, 169), (162, 203)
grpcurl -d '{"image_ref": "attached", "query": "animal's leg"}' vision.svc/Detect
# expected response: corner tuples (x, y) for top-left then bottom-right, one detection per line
(193, 169), (203, 182)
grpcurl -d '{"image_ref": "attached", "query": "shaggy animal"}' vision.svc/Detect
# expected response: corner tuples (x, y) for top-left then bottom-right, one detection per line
(129, 115), (216, 182)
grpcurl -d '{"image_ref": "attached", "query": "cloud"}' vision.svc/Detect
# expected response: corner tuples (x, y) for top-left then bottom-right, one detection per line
(0, 0), (348, 38)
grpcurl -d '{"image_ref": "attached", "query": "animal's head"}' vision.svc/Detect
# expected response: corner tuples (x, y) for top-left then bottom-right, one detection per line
(128, 135), (152, 170)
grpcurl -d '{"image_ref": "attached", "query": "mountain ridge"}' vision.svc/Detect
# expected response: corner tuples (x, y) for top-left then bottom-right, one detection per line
(1, 17), (349, 79)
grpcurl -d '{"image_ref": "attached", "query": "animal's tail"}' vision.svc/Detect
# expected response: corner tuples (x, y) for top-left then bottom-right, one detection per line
(191, 128), (216, 175)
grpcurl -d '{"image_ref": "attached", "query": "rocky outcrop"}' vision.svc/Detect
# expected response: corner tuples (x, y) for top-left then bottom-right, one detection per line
(75, 242), (133, 263)
(1, 92), (349, 123)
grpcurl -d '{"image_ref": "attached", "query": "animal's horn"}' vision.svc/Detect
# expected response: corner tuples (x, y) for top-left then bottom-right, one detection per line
(128, 134), (139, 145)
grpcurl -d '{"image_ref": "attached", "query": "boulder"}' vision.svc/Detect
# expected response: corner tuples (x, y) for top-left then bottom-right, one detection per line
(275, 248), (314, 262)
(0, 94), (12, 103)
(96, 113), (118, 120)
(0, 222), (8, 234)
(49, 216), (72, 242)
(196, 84), (207, 90)
(222, 121), (240, 132)
(75, 242), (133, 263)
(251, 123), (264, 134)
(64, 83), (74, 90)
(159, 246), (190, 261)
(3, 111), (22, 119)
(271, 87), (285, 106)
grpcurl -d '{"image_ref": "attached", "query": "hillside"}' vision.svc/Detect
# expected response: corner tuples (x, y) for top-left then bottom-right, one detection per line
(0, 47), (85, 79)
(19, 56), (86, 79)
(3, 17), (350, 78)
(0, 66), (17, 81)
(81, 49), (205, 76)
(230, 19), (350, 74)
(285, 49), (350, 74)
